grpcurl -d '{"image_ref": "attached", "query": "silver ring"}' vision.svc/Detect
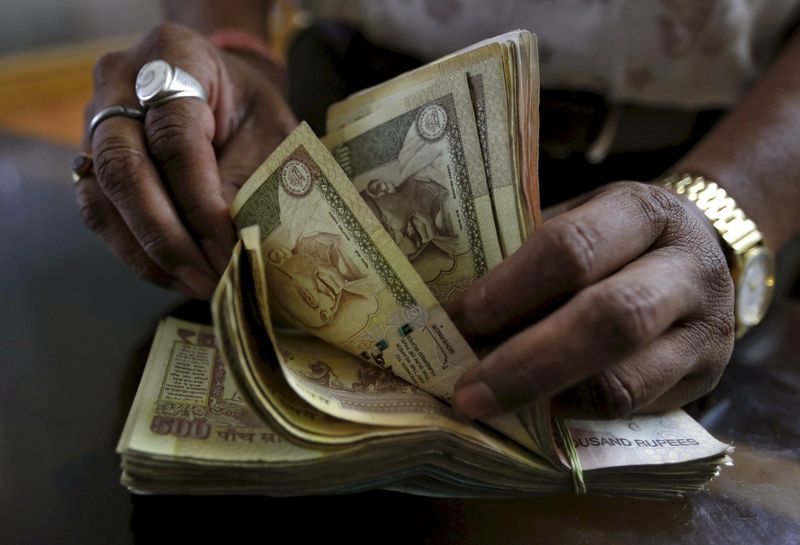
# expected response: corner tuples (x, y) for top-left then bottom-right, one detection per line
(89, 106), (145, 140)
(135, 59), (207, 108)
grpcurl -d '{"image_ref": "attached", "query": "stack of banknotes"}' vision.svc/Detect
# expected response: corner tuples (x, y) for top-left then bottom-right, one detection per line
(118, 31), (732, 498)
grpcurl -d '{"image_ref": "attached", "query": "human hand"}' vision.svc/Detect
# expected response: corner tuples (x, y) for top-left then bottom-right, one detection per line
(449, 182), (736, 419)
(77, 23), (297, 299)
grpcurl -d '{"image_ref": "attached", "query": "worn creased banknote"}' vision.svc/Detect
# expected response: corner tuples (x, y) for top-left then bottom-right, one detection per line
(324, 73), (502, 305)
(231, 122), (482, 402)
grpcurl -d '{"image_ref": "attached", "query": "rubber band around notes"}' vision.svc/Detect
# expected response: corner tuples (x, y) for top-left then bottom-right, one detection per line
(556, 418), (587, 495)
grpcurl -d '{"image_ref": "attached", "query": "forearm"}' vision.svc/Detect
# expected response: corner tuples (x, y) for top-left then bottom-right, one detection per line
(672, 31), (800, 251)
(161, 0), (274, 39)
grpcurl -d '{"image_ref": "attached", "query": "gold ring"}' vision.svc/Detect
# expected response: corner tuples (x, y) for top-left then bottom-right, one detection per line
(71, 152), (94, 184)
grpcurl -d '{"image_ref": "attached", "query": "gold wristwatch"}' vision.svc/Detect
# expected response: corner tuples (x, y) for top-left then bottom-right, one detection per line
(662, 174), (775, 338)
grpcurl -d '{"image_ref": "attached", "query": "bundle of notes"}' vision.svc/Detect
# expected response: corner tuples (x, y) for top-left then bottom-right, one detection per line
(118, 31), (731, 498)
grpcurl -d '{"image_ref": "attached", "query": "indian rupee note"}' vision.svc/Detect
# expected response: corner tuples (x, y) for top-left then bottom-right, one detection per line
(231, 122), (481, 403)
(323, 73), (503, 305)
(116, 317), (325, 468)
(564, 411), (731, 471)
(327, 33), (539, 249)
(234, 228), (544, 454)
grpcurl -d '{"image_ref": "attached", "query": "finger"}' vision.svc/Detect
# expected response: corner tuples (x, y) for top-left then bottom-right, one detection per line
(453, 248), (702, 420)
(550, 321), (728, 418)
(449, 183), (684, 341)
(635, 377), (715, 414)
(92, 116), (218, 298)
(74, 175), (206, 299)
(216, 90), (297, 204)
(145, 96), (235, 275)
(636, 326), (732, 414)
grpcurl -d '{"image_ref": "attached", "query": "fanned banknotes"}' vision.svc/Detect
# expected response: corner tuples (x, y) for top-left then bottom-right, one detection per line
(118, 31), (732, 498)
(327, 29), (541, 255)
(117, 315), (730, 497)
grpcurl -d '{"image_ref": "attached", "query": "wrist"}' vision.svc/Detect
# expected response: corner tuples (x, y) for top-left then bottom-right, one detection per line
(210, 28), (287, 91)
(660, 173), (776, 338)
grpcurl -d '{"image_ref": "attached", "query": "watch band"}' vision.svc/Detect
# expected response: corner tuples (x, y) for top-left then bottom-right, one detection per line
(662, 174), (764, 254)
(662, 173), (775, 338)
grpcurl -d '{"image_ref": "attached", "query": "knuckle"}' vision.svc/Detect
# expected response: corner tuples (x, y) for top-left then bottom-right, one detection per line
(545, 217), (601, 286)
(145, 108), (194, 164)
(138, 227), (173, 265)
(707, 309), (736, 345)
(642, 183), (685, 217)
(611, 182), (673, 240)
(93, 51), (124, 87)
(587, 283), (663, 350)
(588, 370), (642, 418)
(631, 185), (672, 238)
(145, 22), (191, 50)
(141, 23), (213, 71)
(685, 245), (735, 344)
(691, 315), (735, 365)
(697, 240), (734, 301)
(93, 137), (148, 203)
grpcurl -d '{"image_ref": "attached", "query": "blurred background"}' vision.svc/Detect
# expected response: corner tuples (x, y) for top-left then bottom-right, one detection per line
(0, 3), (798, 545)
(0, 0), (161, 145)
(0, 0), (300, 145)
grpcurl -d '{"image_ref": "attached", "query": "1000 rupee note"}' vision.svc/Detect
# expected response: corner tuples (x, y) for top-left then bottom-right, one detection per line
(565, 412), (732, 472)
(323, 73), (502, 305)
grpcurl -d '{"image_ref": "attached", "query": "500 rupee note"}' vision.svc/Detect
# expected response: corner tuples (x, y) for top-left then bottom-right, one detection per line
(323, 73), (503, 305)
(231, 122), (480, 402)
(327, 43), (524, 256)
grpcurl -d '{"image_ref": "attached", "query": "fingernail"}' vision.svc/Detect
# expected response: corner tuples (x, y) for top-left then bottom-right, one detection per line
(453, 380), (502, 420)
(202, 239), (230, 277)
(175, 265), (216, 300)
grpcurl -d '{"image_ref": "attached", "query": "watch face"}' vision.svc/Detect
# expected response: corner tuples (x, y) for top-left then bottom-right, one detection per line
(136, 60), (171, 102)
(736, 248), (775, 327)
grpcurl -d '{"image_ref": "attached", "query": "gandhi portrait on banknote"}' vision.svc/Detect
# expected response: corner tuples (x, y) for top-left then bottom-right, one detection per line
(265, 231), (377, 334)
(358, 114), (463, 282)
(361, 176), (458, 273)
